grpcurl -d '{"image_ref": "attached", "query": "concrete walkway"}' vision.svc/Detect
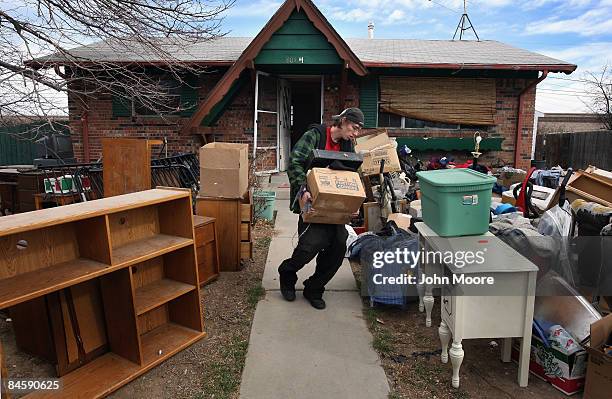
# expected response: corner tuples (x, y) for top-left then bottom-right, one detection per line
(239, 174), (389, 399)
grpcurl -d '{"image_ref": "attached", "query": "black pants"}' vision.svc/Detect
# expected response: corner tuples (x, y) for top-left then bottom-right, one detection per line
(278, 216), (348, 299)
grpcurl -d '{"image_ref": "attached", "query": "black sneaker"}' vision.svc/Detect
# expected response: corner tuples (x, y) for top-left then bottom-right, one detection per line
(281, 289), (296, 302)
(303, 290), (326, 310)
(278, 270), (297, 302)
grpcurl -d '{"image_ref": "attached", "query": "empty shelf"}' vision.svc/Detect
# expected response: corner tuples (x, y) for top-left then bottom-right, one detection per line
(112, 234), (193, 266)
(134, 279), (195, 315)
(0, 258), (110, 309)
(141, 323), (204, 366)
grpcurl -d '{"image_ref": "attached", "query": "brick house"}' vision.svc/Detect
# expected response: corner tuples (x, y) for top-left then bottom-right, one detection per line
(47, 0), (576, 171)
(537, 113), (608, 134)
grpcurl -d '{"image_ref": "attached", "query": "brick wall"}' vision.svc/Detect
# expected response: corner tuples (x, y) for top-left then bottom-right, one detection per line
(69, 74), (536, 171)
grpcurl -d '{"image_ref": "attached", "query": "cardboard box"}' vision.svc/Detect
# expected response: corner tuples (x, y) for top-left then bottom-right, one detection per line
(386, 213), (412, 231)
(307, 168), (365, 212)
(355, 131), (391, 152)
(199, 143), (249, 198)
(498, 169), (527, 188)
(584, 314), (612, 399)
(360, 145), (402, 176)
(302, 209), (351, 225)
(511, 334), (587, 395)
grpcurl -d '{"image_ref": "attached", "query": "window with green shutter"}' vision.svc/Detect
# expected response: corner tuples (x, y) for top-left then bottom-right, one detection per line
(359, 76), (378, 128)
(180, 74), (199, 117)
(112, 94), (132, 118)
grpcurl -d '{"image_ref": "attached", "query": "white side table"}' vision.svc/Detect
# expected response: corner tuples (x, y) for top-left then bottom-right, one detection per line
(415, 222), (538, 388)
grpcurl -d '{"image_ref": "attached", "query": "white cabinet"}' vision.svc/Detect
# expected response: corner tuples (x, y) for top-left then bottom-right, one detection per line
(415, 222), (538, 388)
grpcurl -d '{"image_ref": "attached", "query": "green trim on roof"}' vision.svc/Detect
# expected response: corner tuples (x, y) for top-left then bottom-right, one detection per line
(254, 10), (342, 66)
(395, 137), (504, 151)
(201, 75), (246, 126)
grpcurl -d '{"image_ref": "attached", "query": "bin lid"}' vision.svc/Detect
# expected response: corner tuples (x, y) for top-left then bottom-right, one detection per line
(416, 168), (496, 187)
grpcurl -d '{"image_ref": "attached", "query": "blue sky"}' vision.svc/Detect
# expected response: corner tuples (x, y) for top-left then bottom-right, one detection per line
(221, 0), (612, 113)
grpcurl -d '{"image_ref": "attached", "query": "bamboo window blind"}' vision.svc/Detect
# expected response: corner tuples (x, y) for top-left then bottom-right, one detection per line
(379, 77), (496, 126)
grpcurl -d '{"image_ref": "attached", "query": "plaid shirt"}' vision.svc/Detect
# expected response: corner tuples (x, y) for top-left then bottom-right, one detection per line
(287, 128), (319, 213)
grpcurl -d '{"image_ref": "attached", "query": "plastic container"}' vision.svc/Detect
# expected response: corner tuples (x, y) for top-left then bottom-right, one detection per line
(416, 169), (496, 236)
(253, 191), (276, 221)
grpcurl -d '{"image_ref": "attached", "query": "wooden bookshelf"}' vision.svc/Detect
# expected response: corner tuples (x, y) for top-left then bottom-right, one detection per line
(0, 189), (205, 398)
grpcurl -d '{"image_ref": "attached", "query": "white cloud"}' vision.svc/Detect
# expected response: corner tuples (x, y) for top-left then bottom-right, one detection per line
(227, 1), (283, 17)
(331, 8), (373, 22)
(534, 41), (611, 113)
(525, 8), (612, 36)
(537, 42), (612, 71)
(387, 9), (407, 23)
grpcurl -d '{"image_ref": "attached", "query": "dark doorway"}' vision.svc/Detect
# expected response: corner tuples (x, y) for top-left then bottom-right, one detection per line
(290, 80), (321, 147)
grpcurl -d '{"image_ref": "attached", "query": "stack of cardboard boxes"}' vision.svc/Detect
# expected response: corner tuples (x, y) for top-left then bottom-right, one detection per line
(355, 131), (401, 176)
(196, 143), (253, 271)
(354, 131), (412, 231)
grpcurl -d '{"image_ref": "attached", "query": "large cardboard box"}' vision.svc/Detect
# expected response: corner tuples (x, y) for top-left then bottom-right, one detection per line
(307, 168), (365, 212)
(584, 314), (612, 399)
(361, 146), (402, 176)
(355, 132), (401, 176)
(355, 131), (391, 152)
(387, 213), (412, 231)
(497, 169), (527, 188)
(199, 143), (249, 198)
(511, 334), (587, 395)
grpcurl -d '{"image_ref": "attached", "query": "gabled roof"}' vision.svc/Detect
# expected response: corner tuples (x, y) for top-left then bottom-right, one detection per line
(182, 0), (367, 133)
(345, 39), (576, 72)
(36, 37), (576, 73)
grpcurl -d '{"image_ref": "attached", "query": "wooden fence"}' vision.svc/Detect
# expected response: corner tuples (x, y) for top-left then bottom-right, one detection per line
(535, 130), (612, 170)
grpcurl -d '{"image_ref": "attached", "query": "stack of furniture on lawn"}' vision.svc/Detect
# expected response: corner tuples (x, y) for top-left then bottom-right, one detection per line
(0, 188), (205, 398)
(0, 139), (200, 215)
(195, 143), (253, 271)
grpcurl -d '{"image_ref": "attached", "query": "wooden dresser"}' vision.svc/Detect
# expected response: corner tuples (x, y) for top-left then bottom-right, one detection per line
(193, 215), (220, 285)
(195, 193), (252, 272)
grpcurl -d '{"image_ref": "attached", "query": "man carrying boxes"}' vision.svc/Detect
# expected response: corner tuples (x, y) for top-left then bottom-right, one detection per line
(278, 108), (365, 309)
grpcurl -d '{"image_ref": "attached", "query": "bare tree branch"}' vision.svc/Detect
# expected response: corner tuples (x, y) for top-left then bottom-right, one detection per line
(583, 64), (612, 130)
(1, 0), (235, 138)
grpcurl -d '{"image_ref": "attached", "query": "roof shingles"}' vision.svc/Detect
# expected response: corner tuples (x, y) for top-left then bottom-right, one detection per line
(38, 37), (575, 71)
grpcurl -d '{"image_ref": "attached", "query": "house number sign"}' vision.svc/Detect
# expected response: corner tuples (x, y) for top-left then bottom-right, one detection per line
(285, 56), (304, 64)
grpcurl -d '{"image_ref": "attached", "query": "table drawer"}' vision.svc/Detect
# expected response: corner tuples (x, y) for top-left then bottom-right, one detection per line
(195, 222), (215, 245)
(240, 241), (252, 260)
(241, 203), (252, 222)
(240, 222), (250, 241)
(197, 242), (219, 285)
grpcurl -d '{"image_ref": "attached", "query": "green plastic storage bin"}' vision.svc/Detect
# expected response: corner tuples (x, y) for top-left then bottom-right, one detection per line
(416, 169), (496, 236)
(253, 191), (276, 221)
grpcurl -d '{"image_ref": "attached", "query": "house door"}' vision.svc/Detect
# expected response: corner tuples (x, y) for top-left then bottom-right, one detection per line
(290, 77), (322, 147)
(254, 71), (279, 173)
(278, 79), (292, 171)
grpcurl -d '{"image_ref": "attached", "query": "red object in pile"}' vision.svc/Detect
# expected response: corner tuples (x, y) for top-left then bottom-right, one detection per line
(352, 226), (366, 235)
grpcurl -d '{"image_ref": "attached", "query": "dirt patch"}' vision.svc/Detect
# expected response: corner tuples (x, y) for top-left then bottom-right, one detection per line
(350, 260), (580, 399)
(0, 221), (274, 399)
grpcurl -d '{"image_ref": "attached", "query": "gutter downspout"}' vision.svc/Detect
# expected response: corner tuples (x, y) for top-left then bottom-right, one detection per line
(515, 70), (548, 167)
(81, 111), (90, 163)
